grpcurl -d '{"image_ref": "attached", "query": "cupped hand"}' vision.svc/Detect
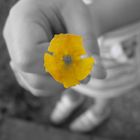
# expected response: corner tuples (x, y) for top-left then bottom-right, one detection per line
(3, 0), (106, 96)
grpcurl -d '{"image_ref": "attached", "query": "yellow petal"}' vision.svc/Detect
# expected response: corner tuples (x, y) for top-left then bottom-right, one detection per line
(44, 53), (63, 80)
(44, 34), (95, 88)
(64, 34), (86, 56)
(73, 57), (95, 81)
(48, 34), (86, 56)
(58, 65), (79, 88)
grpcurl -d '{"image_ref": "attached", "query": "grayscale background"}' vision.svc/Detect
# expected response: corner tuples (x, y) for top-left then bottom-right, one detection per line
(0, 0), (140, 140)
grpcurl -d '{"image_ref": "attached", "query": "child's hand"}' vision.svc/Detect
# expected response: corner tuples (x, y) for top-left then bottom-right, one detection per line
(3, 0), (106, 96)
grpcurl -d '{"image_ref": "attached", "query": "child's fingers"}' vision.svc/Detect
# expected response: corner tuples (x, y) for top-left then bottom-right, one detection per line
(3, 0), (52, 74)
(80, 75), (91, 84)
(10, 42), (49, 74)
(62, 0), (99, 55)
(91, 55), (107, 79)
(10, 61), (64, 96)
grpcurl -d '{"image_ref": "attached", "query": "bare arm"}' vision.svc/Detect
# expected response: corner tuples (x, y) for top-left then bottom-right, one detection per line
(89, 0), (140, 36)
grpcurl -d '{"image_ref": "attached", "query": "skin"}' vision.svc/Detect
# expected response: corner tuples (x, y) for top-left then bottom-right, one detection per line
(89, 0), (140, 35)
(3, 0), (140, 131)
(3, 0), (105, 96)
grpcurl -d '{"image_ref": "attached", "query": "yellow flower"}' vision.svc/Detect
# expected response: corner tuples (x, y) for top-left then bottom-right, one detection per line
(44, 34), (95, 88)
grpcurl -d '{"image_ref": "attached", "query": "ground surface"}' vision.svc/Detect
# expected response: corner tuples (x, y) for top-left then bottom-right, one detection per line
(0, 0), (140, 140)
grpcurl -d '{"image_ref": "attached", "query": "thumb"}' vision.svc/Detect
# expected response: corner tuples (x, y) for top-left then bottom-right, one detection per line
(61, 0), (106, 79)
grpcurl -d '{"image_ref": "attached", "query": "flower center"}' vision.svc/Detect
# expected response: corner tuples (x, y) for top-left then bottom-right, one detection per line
(63, 55), (72, 64)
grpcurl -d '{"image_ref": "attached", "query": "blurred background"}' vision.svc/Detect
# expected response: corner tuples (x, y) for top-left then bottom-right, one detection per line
(0, 0), (140, 140)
